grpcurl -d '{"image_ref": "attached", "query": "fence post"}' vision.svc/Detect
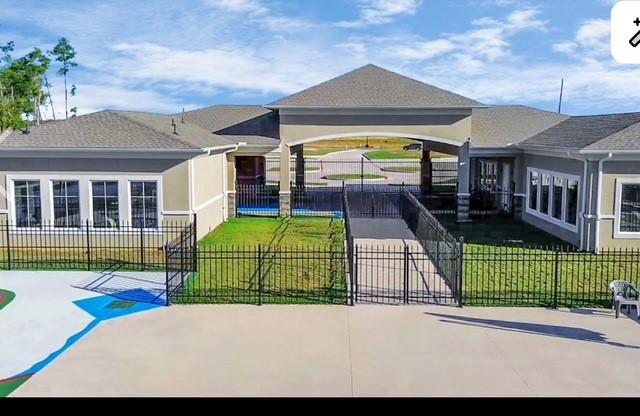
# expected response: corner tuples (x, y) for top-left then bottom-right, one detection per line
(86, 219), (91, 271)
(5, 222), (11, 270)
(140, 226), (145, 271)
(258, 244), (263, 306)
(192, 214), (198, 273)
(457, 237), (464, 307)
(164, 248), (171, 306)
(354, 245), (359, 303)
(553, 246), (560, 309)
(360, 156), (364, 192)
(349, 238), (355, 306)
(404, 244), (410, 304)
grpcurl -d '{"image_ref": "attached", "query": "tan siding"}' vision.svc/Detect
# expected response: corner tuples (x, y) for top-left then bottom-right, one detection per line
(191, 154), (226, 238)
(599, 161), (640, 249)
(162, 161), (190, 212)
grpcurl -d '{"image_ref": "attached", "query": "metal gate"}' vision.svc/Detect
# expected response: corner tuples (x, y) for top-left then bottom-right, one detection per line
(353, 241), (458, 305)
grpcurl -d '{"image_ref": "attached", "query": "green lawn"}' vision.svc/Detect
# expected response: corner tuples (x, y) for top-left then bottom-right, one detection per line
(381, 165), (421, 173)
(177, 218), (348, 305)
(268, 166), (320, 172)
(437, 216), (637, 307)
(323, 174), (385, 181)
(365, 150), (421, 160)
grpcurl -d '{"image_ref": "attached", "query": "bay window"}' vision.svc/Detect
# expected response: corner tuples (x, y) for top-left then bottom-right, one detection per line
(527, 168), (579, 230)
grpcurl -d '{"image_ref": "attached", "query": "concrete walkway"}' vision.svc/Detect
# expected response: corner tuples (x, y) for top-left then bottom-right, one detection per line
(13, 305), (640, 397)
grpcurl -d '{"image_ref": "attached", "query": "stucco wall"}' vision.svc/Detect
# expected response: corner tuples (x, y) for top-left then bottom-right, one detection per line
(598, 161), (640, 249)
(279, 113), (471, 148)
(190, 153), (226, 238)
(520, 153), (585, 247)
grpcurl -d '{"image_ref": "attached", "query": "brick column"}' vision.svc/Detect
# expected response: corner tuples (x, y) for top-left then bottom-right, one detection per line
(421, 148), (432, 194)
(457, 140), (471, 222)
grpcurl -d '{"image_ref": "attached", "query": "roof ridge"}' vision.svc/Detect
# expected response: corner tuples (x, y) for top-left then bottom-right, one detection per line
(109, 111), (200, 149)
(485, 104), (569, 116)
(587, 118), (640, 149)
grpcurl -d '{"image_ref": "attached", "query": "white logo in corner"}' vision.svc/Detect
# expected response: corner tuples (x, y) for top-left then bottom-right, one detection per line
(612, 1), (640, 63)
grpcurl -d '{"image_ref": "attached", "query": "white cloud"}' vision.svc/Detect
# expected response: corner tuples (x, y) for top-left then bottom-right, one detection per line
(553, 19), (610, 58)
(205, 0), (268, 14)
(204, 0), (312, 31)
(336, 0), (421, 28)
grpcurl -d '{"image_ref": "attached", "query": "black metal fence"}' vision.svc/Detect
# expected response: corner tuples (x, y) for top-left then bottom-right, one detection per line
(265, 157), (458, 189)
(165, 220), (198, 305)
(0, 220), (194, 272)
(291, 185), (343, 217)
(236, 184), (280, 217)
(470, 187), (514, 217)
(464, 244), (640, 308)
(400, 189), (463, 304)
(168, 244), (348, 305)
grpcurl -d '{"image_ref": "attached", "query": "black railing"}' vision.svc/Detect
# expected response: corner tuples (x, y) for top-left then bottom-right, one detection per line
(464, 244), (640, 308)
(400, 189), (463, 305)
(291, 184), (343, 217)
(165, 218), (198, 305)
(236, 183), (280, 217)
(342, 188), (355, 306)
(470, 187), (514, 217)
(0, 220), (194, 272)
(168, 244), (348, 305)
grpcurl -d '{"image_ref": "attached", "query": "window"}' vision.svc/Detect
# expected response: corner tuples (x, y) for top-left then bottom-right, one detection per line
(529, 171), (538, 210)
(130, 181), (158, 229)
(552, 177), (563, 220)
(566, 180), (578, 226)
(620, 183), (640, 233)
(92, 181), (119, 228)
(52, 180), (81, 228)
(14, 180), (41, 227)
(527, 168), (579, 230)
(540, 174), (550, 215)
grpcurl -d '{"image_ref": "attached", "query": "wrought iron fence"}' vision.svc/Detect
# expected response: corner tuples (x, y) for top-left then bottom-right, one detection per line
(463, 244), (640, 308)
(236, 183), (280, 217)
(400, 189), (463, 304)
(291, 185), (343, 217)
(470, 187), (514, 217)
(0, 220), (195, 272)
(168, 244), (348, 305)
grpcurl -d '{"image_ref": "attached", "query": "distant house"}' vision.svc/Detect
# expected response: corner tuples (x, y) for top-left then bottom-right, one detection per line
(0, 64), (638, 252)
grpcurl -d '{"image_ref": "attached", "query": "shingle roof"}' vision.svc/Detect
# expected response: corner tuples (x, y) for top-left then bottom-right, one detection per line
(220, 135), (280, 147)
(0, 110), (233, 150)
(471, 105), (569, 147)
(520, 112), (640, 151)
(180, 105), (273, 133)
(583, 121), (640, 151)
(269, 64), (483, 108)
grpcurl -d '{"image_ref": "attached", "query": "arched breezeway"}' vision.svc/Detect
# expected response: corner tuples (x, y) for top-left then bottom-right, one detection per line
(275, 128), (472, 222)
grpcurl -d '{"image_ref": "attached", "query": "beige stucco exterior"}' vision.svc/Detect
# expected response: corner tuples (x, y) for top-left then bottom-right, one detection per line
(598, 161), (640, 249)
(190, 153), (227, 239)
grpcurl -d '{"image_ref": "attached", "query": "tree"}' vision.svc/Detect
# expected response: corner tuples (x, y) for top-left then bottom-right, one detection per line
(49, 37), (77, 119)
(0, 45), (50, 130)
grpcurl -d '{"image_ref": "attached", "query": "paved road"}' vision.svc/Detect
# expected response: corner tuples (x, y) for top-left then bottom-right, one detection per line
(13, 305), (640, 397)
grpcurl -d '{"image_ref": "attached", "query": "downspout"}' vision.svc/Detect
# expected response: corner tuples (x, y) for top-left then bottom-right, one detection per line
(594, 153), (613, 254)
(579, 159), (588, 251)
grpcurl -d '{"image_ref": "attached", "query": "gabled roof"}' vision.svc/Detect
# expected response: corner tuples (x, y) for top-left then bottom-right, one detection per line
(520, 112), (640, 151)
(180, 105), (273, 133)
(0, 110), (233, 151)
(219, 135), (280, 147)
(471, 105), (569, 147)
(269, 64), (484, 108)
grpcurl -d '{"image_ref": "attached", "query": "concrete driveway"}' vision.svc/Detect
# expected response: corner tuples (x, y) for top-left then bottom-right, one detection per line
(12, 305), (640, 397)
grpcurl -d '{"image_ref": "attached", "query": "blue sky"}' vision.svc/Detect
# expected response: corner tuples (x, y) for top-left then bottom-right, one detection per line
(1, 0), (637, 117)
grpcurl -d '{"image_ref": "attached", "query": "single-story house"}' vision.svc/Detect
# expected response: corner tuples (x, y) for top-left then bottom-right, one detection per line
(0, 64), (638, 252)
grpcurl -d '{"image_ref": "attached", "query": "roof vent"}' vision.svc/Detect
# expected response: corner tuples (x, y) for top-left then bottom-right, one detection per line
(171, 118), (178, 135)
(181, 108), (185, 123)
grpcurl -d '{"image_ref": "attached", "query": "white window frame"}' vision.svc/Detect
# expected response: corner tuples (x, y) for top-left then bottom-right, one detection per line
(89, 180), (121, 230)
(614, 178), (640, 239)
(127, 179), (162, 231)
(8, 178), (43, 230)
(526, 167), (579, 232)
(50, 179), (82, 230)
(5, 174), (163, 233)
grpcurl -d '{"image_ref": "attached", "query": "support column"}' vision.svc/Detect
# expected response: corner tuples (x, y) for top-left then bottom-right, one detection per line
(512, 154), (525, 219)
(292, 144), (305, 189)
(457, 140), (471, 223)
(226, 154), (237, 218)
(420, 148), (432, 194)
(279, 144), (292, 217)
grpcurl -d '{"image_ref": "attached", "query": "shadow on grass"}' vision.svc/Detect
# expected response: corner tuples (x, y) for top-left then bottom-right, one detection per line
(425, 312), (640, 349)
